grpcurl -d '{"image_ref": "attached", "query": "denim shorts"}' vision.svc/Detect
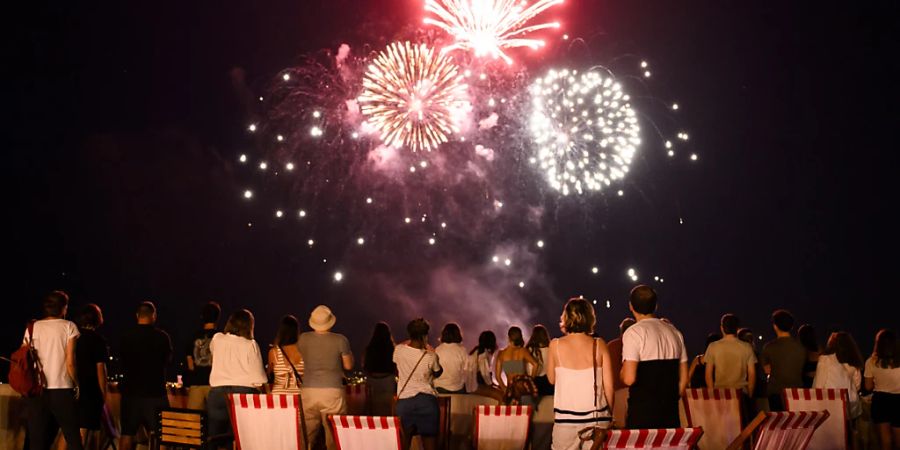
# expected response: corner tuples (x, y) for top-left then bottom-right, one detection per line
(395, 393), (439, 437)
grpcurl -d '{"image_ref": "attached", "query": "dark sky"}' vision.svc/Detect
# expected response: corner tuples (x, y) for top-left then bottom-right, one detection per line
(7, 0), (899, 375)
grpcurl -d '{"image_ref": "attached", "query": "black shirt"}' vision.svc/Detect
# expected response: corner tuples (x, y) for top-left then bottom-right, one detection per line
(183, 328), (217, 386)
(76, 329), (109, 399)
(120, 324), (172, 397)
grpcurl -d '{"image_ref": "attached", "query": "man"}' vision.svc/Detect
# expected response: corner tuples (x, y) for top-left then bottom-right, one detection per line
(621, 285), (688, 429)
(183, 301), (220, 410)
(704, 314), (757, 395)
(119, 301), (172, 450)
(760, 309), (805, 411)
(24, 291), (84, 450)
(297, 305), (353, 450)
(608, 317), (636, 391)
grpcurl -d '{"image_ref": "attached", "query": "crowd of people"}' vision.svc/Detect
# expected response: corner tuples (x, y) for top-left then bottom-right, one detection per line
(16, 287), (900, 450)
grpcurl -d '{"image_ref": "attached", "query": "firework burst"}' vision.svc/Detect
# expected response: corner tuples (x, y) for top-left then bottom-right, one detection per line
(529, 68), (641, 195)
(358, 42), (469, 152)
(424, 0), (563, 64)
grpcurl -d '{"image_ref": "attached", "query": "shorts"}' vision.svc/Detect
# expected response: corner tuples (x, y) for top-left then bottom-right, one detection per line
(121, 396), (169, 436)
(871, 391), (900, 427)
(77, 392), (105, 430)
(396, 393), (439, 437)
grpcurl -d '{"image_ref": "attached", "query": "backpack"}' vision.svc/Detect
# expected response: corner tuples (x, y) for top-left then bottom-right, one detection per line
(8, 321), (45, 397)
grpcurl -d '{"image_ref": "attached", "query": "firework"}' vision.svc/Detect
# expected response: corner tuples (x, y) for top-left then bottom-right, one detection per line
(358, 42), (469, 152)
(424, 0), (563, 64)
(529, 68), (641, 195)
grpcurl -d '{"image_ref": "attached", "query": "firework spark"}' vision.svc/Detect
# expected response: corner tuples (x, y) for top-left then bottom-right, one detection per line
(358, 42), (469, 152)
(424, 0), (563, 64)
(529, 68), (641, 195)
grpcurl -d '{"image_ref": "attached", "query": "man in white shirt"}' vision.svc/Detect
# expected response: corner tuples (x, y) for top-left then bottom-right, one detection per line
(620, 285), (688, 429)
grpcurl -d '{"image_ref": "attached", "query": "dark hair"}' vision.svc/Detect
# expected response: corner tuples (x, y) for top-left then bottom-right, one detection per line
(619, 318), (636, 336)
(274, 315), (299, 346)
(562, 297), (596, 334)
(526, 325), (550, 364)
(224, 309), (254, 339)
(771, 309), (794, 333)
(364, 322), (395, 373)
(629, 285), (657, 315)
(440, 323), (463, 344)
(824, 331), (863, 370)
(721, 314), (740, 335)
(407, 318), (430, 341)
(471, 330), (497, 355)
(737, 327), (754, 343)
(201, 301), (221, 324)
(507, 326), (524, 347)
(873, 329), (899, 369)
(136, 301), (157, 319)
(76, 304), (103, 329)
(797, 324), (819, 352)
(42, 290), (69, 318)
(706, 332), (723, 346)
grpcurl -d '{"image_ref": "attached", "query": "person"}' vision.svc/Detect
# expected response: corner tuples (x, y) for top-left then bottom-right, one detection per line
(704, 314), (757, 395)
(547, 297), (614, 449)
(688, 333), (722, 389)
(119, 301), (172, 450)
(74, 304), (109, 450)
(739, 327), (768, 400)
(207, 309), (267, 448)
(494, 326), (539, 397)
(394, 318), (443, 450)
(468, 331), (503, 400)
(760, 309), (805, 411)
(184, 301), (220, 410)
(434, 323), (467, 394)
(267, 315), (304, 394)
(607, 318), (635, 392)
(526, 324), (554, 396)
(363, 322), (396, 416)
(297, 305), (353, 450)
(621, 285), (688, 429)
(23, 291), (84, 450)
(864, 329), (900, 450)
(798, 324), (822, 388)
(813, 331), (863, 419)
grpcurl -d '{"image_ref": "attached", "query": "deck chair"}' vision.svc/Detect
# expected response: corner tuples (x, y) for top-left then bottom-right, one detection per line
(682, 388), (744, 450)
(604, 428), (704, 449)
(473, 405), (532, 450)
(153, 408), (206, 449)
(726, 410), (830, 450)
(227, 393), (305, 450)
(328, 415), (403, 450)
(783, 389), (850, 450)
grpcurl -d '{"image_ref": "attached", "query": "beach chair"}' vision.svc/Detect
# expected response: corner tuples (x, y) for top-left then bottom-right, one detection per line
(682, 388), (744, 450)
(227, 393), (305, 450)
(328, 415), (403, 450)
(604, 428), (704, 449)
(726, 410), (831, 450)
(152, 408), (206, 450)
(783, 388), (850, 450)
(473, 405), (532, 450)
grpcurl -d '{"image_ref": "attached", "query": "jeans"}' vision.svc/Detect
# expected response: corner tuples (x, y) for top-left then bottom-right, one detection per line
(207, 386), (258, 443)
(26, 389), (84, 450)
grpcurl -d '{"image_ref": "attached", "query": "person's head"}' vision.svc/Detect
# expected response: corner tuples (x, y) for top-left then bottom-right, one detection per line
(771, 309), (794, 334)
(824, 331), (864, 369)
(472, 330), (497, 355)
(136, 301), (157, 324)
(737, 327), (754, 343)
(440, 323), (463, 344)
(873, 328), (899, 369)
(561, 297), (596, 334)
(201, 301), (221, 325)
(368, 322), (394, 347)
(526, 325), (550, 350)
(706, 332), (723, 347)
(309, 305), (336, 332)
(619, 317), (636, 336)
(720, 314), (740, 336)
(507, 326), (524, 347)
(42, 290), (69, 318)
(407, 318), (430, 342)
(629, 285), (657, 316)
(224, 309), (255, 339)
(797, 324), (819, 352)
(76, 304), (103, 330)
(274, 315), (299, 346)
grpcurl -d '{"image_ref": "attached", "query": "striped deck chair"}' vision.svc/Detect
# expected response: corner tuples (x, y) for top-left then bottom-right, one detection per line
(783, 389), (850, 450)
(328, 415), (402, 450)
(345, 383), (369, 415)
(227, 393), (305, 450)
(726, 410), (831, 450)
(473, 405), (532, 450)
(604, 428), (704, 449)
(682, 388), (744, 450)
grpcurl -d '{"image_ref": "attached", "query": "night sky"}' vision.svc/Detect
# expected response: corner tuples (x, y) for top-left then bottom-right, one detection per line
(7, 0), (899, 376)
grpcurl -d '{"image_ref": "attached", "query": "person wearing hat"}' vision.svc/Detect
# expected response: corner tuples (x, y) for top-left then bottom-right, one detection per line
(297, 305), (354, 450)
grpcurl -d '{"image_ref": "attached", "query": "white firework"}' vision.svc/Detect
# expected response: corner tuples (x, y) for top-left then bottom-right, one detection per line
(529, 68), (641, 195)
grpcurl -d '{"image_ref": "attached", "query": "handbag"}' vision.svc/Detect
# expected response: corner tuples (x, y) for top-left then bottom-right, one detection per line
(6, 321), (45, 397)
(502, 374), (538, 405)
(576, 339), (608, 450)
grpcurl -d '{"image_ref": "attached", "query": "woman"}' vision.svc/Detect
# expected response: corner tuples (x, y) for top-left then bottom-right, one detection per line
(813, 331), (863, 418)
(798, 324), (822, 387)
(526, 325), (554, 396)
(75, 304), (109, 450)
(267, 315), (304, 394)
(468, 331), (504, 400)
(393, 318), (443, 450)
(434, 323), (468, 394)
(547, 297), (614, 450)
(363, 322), (397, 416)
(208, 309), (267, 448)
(864, 329), (900, 450)
(688, 333), (722, 389)
(495, 327), (539, 392)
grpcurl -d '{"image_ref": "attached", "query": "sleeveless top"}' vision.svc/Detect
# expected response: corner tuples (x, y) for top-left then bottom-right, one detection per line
(552, 339), (611, 426)
(272, 347), (302, 394)
(502, 359), (527, 376)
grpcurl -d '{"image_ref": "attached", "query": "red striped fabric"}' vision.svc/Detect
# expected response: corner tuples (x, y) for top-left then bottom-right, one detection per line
(606, 428), (703, 448)
(232, 394), (298, 410)
(476, 405), (532, 417)
(331, 416), (400, 430)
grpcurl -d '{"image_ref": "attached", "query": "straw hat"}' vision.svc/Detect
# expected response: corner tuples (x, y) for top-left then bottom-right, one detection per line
(309, 305), (336, 331)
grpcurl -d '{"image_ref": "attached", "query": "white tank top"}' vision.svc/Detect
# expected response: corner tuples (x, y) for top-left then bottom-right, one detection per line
(553, 339), (611, 426)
